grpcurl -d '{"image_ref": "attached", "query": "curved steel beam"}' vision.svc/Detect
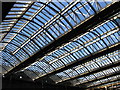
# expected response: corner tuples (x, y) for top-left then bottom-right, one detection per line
(2, 50), (21, 63)
(2, 41), (30, 57)
(1, 31), (41, 55)
(34, 63), (63, 81)
(1, 17), (54, 51)
(72, 40), (92, 55)
(90, 31), (108, 48)
(60, 47), (78, 61)
(76, 68), (120, 87)
(2, 58), (14, 68)
(3, 16), (56, 41)
(38, 2), (73, 29)
(5, 2), (120, 78)
(47, 55), (66, 66)
(1, 2), (34, 41)
(58, 60), (120, 85)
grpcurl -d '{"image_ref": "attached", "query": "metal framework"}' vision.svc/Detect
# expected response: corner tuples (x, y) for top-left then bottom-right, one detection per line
(1, 0), (120, 89)
(95, 80), (120, 89)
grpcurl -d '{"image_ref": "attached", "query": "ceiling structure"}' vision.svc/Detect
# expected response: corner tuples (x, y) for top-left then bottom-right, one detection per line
(1, 0), (120, 89)
(2, 2), (15, 21)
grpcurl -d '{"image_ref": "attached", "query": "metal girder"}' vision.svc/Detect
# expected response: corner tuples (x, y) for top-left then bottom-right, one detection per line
(1, 31), (41, 49)
(68, 63), (120, 86)
(97, 81), (120, 89)
(36, 44), (120, 82)
(5, 2), (120, 77)
(1, 2), (34, 42)
(2, 50), (21, 63)
(77, 69), (120, 87)
(87, 79), (120, 89)
(37, 2), (73, 29)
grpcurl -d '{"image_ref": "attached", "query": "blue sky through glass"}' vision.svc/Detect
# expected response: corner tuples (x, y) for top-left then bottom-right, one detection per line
(1, 1), (119, 86)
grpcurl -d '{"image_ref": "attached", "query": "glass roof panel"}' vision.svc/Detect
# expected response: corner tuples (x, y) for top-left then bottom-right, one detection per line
(1, 2), (118, 86)
(71, 65), (120, 86)
(86, 74), (120, 88)
(22, 14), (119, 79)
(50, 50), (119, 83)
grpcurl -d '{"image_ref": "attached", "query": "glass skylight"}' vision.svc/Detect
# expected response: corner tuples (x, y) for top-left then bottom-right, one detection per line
(1, 1), (119, 89)
(86, 74), (120, 88)
(23, 17), (119, 80)
(70, 65), (120, 86)
(49, 50), (119, 83)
